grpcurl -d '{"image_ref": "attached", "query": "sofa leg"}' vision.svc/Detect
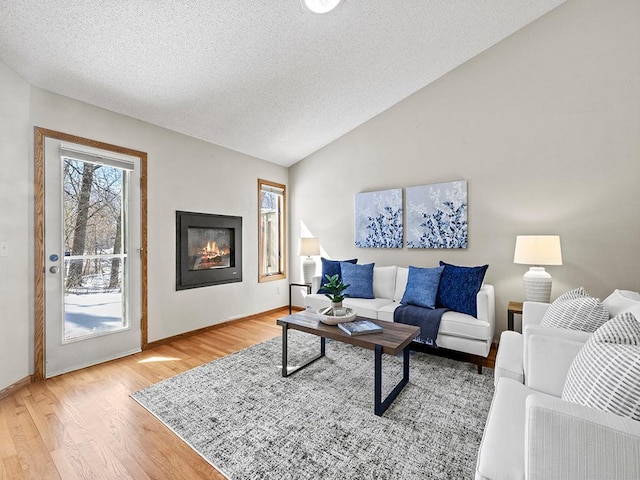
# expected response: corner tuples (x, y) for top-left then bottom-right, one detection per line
(477, 360), (483, 374)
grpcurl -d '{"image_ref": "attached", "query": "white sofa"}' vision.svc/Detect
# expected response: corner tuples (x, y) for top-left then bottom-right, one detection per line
(479, 290), (640, 479)
(477, 329), (640, 480)
(303, 265), (496, 362)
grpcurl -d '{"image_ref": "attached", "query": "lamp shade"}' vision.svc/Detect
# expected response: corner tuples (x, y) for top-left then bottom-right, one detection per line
(298, 237), (320, 257)
(513, 235), (562, 266)
(301, 0), (342, 13)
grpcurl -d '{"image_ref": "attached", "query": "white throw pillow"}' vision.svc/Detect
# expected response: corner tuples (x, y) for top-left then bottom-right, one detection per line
(562, 312), (640, 421)
(372, 266), (397, 300)
(541, 288), (609, 332)
(603, 289), (640, 318)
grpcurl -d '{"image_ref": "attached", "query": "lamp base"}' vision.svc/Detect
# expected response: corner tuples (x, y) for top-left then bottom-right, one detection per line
(302, 256), (316, 284)
(523, 267), (552, 303)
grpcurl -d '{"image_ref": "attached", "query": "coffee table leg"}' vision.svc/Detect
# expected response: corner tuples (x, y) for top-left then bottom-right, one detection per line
(374, 344), (410, 416)
(281, 322), (326, 377)
(281, 323), (289, 377)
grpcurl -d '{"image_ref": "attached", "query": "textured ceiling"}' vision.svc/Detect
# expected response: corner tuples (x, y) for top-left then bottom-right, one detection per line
(0, 0), (565, 166)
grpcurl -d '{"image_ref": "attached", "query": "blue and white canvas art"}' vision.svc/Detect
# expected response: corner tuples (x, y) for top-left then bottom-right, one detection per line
(406, 181), (468, 249)
(355, 189), (403, 248)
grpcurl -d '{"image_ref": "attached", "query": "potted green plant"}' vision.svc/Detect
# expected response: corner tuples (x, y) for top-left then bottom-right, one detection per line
(321, 273), (350, 310)
(316, 274), (356, 324)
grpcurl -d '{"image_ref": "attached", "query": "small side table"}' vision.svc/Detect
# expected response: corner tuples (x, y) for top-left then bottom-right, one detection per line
(289, 282), (312, 314)
(507, 301), (523, 331)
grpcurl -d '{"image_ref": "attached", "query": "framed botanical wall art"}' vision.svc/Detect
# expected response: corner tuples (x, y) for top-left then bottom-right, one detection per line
(355, 188), (403, 248)
(406, 180), (467, 249)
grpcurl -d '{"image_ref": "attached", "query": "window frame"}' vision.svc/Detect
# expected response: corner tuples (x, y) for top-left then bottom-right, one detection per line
(258, 179), (286, 283)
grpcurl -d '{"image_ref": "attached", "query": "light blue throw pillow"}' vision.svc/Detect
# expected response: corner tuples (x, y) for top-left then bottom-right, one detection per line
(401, 265), (445, 309)
(340, 262), (375, 299)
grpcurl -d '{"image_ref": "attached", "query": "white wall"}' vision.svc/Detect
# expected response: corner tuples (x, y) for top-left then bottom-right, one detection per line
(0, 62), (31, 388)
(28, 89), (289, 344)
(289, 0), (640, 334)
(2, 0), (638, 392)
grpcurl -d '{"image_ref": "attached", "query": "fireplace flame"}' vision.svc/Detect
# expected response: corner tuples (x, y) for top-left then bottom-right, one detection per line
(200, 241), (230, 258)
(193, 240), (231, 269)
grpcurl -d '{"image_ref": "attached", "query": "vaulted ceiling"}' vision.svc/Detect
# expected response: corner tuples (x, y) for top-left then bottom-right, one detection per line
(0, 1), (565, 166)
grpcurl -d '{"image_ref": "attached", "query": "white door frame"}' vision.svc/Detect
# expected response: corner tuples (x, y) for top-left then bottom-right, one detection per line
(34, 127), (148, 381)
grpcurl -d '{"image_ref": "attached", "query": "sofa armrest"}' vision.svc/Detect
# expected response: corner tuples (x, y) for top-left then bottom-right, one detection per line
(526, 394), (640, 480)
(522, 301), (550, 328)
(311, 275), (322, 294)
(525, 334), (585, 396)
(477, 284), (496, 340)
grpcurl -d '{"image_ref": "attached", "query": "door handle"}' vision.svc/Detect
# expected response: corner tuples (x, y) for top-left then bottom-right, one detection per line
(49, 266), (60, 274)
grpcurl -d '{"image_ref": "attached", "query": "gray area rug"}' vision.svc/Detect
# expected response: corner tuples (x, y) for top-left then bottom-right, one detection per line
(132, 331), (494, 479)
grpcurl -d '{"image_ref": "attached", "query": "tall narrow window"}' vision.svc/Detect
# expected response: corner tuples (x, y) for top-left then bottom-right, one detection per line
(259, 179), (286, 282)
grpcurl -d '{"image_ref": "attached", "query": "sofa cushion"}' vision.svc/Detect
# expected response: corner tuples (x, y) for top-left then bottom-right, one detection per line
(603, 289), (640, 318)
(562, 312), (640, 421)
(378, 302), (399, 322)
(436, 261), (488, 317)
(373, 266), (397, 300)
(304, 293), (332, 312)
(340, 262), (375, 299)
(379, 304), (491, 342)
(393, 267), (409, 302)
(302, 295), (392, 320)
(400, 265), (444, 309)
(439, 310), (491, 341)
(317, 257), (357, 293)
(343, 297), (394, 320)
(541, 292), (609, 333)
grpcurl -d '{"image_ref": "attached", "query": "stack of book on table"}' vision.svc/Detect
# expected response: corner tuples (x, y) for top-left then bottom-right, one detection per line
(338, 320), (383, 336)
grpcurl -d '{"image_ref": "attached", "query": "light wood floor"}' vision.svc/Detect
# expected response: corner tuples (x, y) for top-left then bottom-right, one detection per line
(0, 308), (496, 479)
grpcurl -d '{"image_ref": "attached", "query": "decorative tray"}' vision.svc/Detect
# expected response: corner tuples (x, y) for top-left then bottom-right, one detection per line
(316, 307), (357, 325)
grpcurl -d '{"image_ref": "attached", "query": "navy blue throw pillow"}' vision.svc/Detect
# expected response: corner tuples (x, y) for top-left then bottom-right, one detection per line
(436, 261), (488, 317)
(400, 265), (444, 309)
(341, 262), (375, 299)
(317, 257), (357, 293)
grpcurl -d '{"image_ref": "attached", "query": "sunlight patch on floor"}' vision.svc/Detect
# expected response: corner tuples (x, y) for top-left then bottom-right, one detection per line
(138, 356), (181, 364)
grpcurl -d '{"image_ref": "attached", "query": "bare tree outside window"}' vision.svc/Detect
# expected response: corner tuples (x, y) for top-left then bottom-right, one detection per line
(63, 158), (124, 294)
(62, 157), (127, 339)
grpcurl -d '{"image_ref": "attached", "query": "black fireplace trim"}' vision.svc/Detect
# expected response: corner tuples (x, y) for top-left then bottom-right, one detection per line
(176, 211), (243, 290)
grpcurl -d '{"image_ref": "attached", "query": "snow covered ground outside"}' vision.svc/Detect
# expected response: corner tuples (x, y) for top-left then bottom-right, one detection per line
(64, 292), (125, 340)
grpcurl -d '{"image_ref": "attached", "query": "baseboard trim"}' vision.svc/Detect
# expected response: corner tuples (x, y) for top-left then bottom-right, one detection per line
(144, 306), (287, 350)
(0, 375), (33, 401)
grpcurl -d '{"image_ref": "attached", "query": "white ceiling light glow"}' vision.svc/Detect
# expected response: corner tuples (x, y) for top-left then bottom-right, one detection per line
(302, 0), (343, 14)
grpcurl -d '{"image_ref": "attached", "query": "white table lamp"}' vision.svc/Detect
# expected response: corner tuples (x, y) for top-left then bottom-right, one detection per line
(299, 237), (320, 284)
(514, 235), (562, 303)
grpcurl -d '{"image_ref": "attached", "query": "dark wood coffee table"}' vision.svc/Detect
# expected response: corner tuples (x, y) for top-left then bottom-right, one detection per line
(277, 309), (420, 416)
